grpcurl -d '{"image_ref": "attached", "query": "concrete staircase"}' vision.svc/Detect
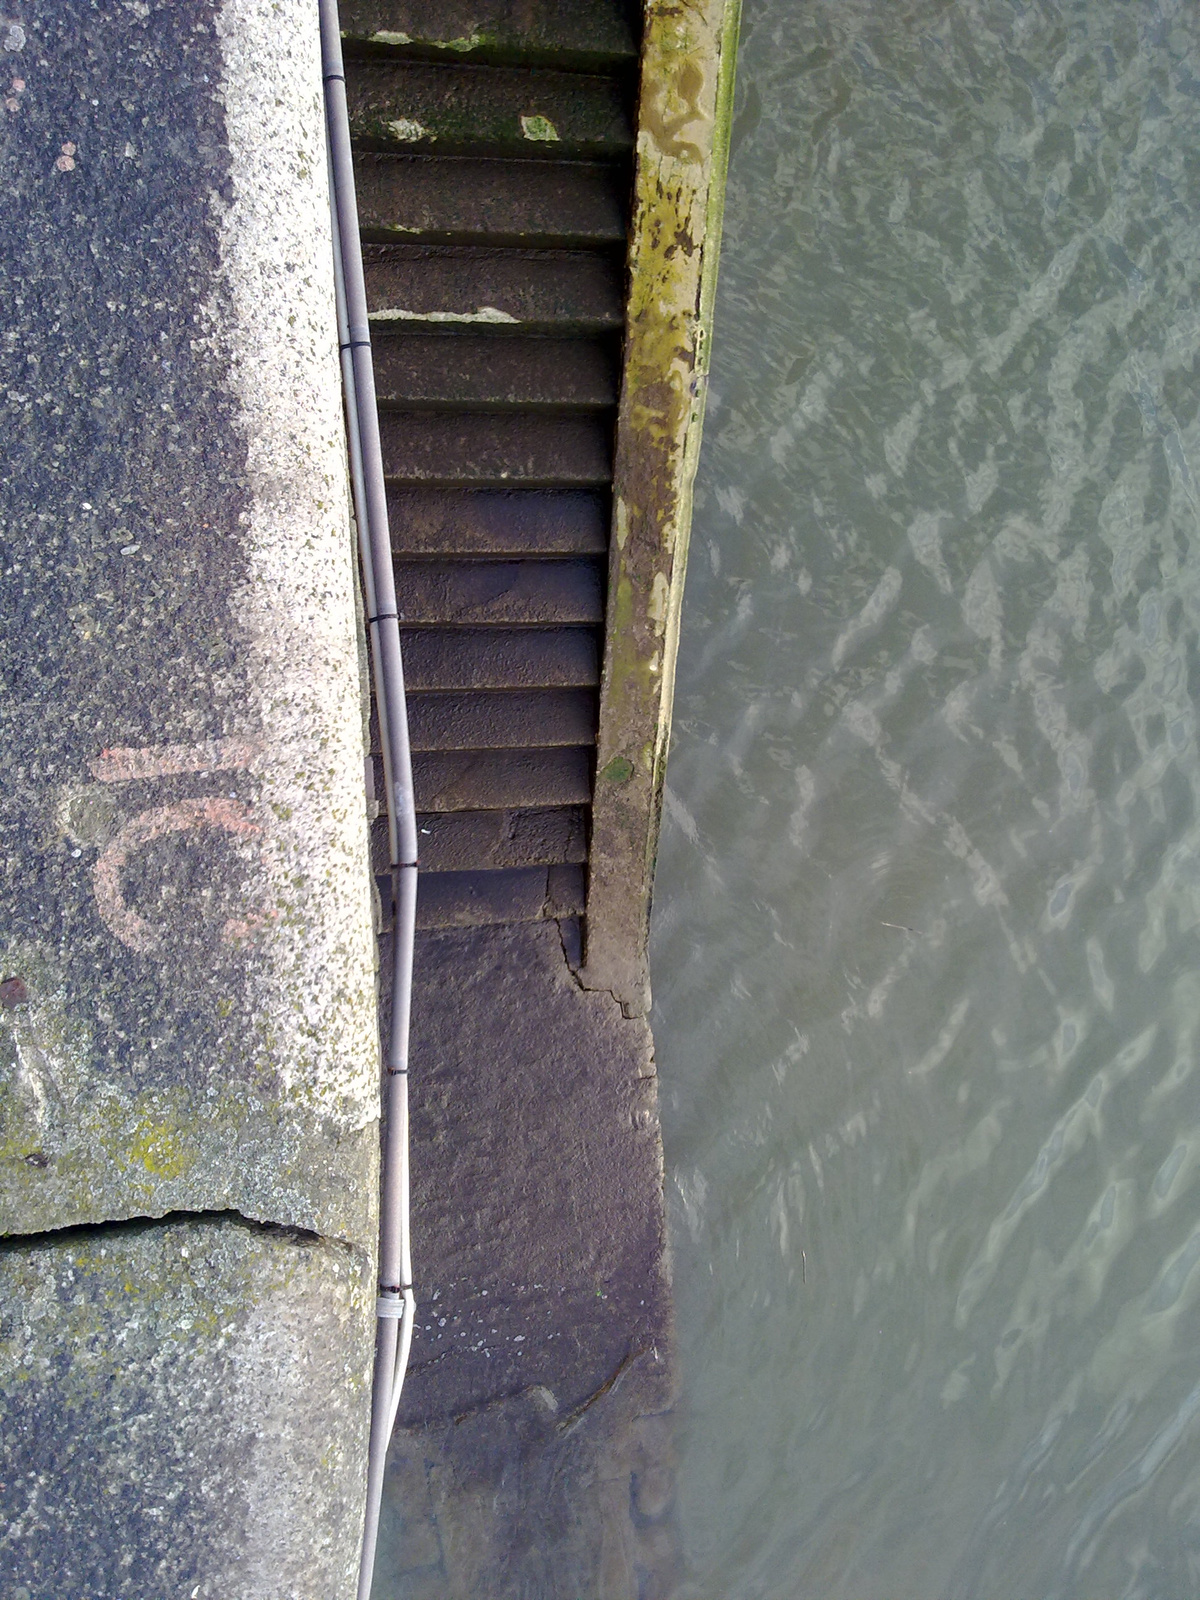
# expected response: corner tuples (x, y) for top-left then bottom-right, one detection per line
(340, 0), (641, 931)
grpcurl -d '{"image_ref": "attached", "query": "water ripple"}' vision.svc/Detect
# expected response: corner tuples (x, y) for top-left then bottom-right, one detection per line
(652, 0), (1200, 1595)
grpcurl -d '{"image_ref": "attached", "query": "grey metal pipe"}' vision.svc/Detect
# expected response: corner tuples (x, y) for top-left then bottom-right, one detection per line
(318, 6), (418, 1596)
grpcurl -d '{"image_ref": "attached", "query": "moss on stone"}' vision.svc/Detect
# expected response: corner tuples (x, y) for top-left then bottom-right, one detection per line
(583, 0), (742, 1014)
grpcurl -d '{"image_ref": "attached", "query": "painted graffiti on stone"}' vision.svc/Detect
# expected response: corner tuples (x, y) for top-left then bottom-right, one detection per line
(85, 738), (268, 954)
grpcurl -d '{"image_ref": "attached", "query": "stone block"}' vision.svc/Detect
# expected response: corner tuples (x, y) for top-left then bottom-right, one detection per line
(0, 1216), (374, 1596)
(0, 0), (378, 1245)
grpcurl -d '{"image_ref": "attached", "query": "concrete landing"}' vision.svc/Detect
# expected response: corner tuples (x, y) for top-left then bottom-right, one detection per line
(374, 919), (680, 1598)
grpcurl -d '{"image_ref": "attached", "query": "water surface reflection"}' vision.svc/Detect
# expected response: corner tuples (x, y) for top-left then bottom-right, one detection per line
(651, 2), (1200, 1593)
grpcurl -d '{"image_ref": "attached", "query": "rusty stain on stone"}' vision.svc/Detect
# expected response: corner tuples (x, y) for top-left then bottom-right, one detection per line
(0, 978), (28, 1009)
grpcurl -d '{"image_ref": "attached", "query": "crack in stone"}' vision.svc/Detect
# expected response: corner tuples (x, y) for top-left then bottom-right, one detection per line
(556, 1343), (649, 1436)
(554, 918), (646, 1021)
(0, 1206), (363, 1259)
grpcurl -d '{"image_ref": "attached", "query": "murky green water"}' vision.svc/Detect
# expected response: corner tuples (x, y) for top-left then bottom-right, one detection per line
(651, 3), (1200, 1594)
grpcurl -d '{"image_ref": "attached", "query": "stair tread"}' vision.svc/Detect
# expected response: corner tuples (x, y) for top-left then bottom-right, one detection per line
(395, 559), (603, 625)
(364, 244), (623, 330)
(373, 805), (587, 872)
(355, 156), (627, 247)
(372, 334), (616, 411)
(404, 688), (595, 749)
(347, 61), (631, 158)
(341, 0), (638, 69)
(387, 489), (607, 555)
(409, 863), (585, 929)
(398, 627), (600, 689)
(411, 746), (592, 809)
(380, 412), (611, 486)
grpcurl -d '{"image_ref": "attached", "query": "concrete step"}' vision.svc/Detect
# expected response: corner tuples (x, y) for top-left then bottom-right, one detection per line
(373, 335), (616, 412)
(388, 489), (608, 556)
(365, 246), (623, 332)
(346, 13), (634, 901)
(340, 0), (638, 70)
(405, 689), (596, 750)
(348, 62), (631, 159)
(410, 747), (592, 810)
(398, 626), (600, 690)
(410, 864), (585, 928)
(379, 411), (611, 485)
(395, 559), (603, 625)
(373, 806), (587, 873)
(355, 157), (627, 247)
(421, 806), (588, 870)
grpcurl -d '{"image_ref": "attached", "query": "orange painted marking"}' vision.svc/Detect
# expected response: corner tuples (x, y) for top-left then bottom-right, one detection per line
(90, 738), (258, 784)
(92, 797), (262, 953)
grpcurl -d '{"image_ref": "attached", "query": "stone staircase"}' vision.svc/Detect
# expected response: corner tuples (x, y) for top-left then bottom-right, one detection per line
(340, 0), (641, 930)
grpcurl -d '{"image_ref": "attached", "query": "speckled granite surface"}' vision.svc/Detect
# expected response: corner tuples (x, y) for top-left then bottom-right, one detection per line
(0, 0), (377, 1587)
(0, 0), (376, 1244)
(0, 1215), (373, 1598)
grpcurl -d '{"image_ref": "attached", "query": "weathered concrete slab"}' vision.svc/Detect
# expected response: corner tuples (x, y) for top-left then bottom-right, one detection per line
(0, 1215), (373, 1596)
(0, 0), (377, 1242)
(399, 920), (671, 1410)
(370, 918), (677, 1597)
(398, 920), (671, 1423)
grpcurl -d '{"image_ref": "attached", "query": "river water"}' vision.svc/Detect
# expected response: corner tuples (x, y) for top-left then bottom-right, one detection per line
(650, 3), (1200, 1594)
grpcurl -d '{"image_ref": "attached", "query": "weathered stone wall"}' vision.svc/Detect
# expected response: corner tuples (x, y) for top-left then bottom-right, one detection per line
(0, 0), (378, 1588)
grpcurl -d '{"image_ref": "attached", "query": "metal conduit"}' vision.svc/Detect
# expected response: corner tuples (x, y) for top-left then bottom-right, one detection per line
(319, 5), (419, 1595)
